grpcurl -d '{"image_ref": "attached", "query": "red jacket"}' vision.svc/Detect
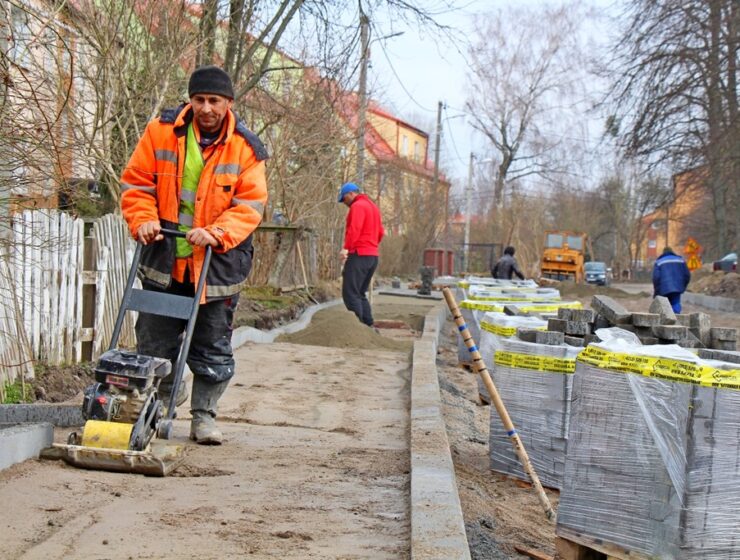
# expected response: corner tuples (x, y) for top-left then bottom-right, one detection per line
(344, 194), (384, 256)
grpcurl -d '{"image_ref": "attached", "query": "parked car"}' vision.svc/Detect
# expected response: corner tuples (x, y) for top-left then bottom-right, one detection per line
(584, 261), (609, 286)
(713, 252), (737, 272)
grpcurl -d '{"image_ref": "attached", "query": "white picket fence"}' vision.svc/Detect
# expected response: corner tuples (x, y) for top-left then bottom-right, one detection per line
(0, 210), (136, 390)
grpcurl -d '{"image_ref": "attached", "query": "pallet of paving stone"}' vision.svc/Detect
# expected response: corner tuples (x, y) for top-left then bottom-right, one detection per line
(477, 312), (548, 404)
(557, 343), (740, 559)
(487, 337), (580, 490)
(555, 527), (651, 560)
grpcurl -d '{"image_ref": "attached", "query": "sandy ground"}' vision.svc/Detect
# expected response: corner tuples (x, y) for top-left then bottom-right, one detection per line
(0, 289), (735, 559)
(0, 296), (436, 560)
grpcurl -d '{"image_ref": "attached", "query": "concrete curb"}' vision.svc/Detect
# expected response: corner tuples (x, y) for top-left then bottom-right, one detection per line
(683, 292), (740, 313)
(0, 403), (85, 427)
(232, 299), (343, 348)
(410, 304), (471, 559)
(0, 423), (53, 471)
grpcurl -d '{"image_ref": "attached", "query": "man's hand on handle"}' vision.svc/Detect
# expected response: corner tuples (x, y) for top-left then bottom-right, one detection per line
(187, 228), (219, 247)
(340, 248), (349, 263)
(137, 223), (218, 247)
(137, 221), (163, 245)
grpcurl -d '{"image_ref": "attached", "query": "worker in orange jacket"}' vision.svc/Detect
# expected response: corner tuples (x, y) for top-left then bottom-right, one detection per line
(120, 66), (268, 445)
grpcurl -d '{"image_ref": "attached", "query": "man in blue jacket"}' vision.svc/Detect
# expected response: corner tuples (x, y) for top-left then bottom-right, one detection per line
(652, 247), (691, 313)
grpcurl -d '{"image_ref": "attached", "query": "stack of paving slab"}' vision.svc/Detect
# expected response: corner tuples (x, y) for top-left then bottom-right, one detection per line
(581, 294), (738, 351)
(557, 337), (740, 558)
(477, 312), (548, 403)
(456, 282), (582, 365)
(485, 336), (580, 490)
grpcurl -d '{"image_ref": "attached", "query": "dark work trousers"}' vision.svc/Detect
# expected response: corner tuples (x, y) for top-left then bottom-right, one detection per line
(342, 254), (378, 326)
(135, 279), (239, 384)
(664, 292), (682, 314)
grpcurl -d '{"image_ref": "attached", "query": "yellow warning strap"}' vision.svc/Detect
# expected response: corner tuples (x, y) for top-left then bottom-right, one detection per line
(577, 346), (740, 390)
(481, 322), (547, 337)
(494, 350), (576, 374)
(517, 302), (583, 312)
(468, 294), (562, 302)
(460, 301), (505, 311)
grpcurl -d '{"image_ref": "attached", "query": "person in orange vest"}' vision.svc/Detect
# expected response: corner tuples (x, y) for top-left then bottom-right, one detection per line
(338, 182), (384, 327)
(120, 66), (268, 444)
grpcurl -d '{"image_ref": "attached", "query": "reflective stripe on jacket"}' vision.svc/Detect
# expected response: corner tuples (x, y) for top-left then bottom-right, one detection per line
(120, 104), (268, 301)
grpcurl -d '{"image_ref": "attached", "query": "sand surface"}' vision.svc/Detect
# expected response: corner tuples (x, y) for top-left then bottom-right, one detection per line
(0, 296), (439, 559)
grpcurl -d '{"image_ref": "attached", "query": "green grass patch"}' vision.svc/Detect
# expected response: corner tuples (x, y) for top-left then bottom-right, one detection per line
(1, 379), (34, 404)
(243, 286), (305, 310)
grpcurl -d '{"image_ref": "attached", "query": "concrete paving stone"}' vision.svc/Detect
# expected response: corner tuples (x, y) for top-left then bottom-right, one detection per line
(516, 328), (539, 343)
(547, 318), (567, 332)
(711, 340), (737, 351)
(563, 335), (585, 347)
(710, 327), (737, 342)
(503, 305), (523, 316)
(591, 295), (631, 324)
(557, 308), (594, 323)
(652, 325), (688, 340)
(631, 312), (661, 327)
(698, 349), (740, 364)
(535, 330), (565, 345)
(639, 336), (659, 345)
(649, 296), (677, 325)
(584, 334), (602, 345)
(564, 321), (590, 336)
(593, 314), (612, 329)
(675, 314), (691, 326)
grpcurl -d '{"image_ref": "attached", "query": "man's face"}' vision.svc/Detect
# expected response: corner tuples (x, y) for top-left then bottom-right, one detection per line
(342, 191), (358, 207)
(190, 93), (233, 133)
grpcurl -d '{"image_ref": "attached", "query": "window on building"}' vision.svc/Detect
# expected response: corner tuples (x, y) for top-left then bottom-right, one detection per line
(648, 240), (657, 248)
(414, 141), (420, 162)
(10, 5), (32, 68)
(401, 135), (408, 156)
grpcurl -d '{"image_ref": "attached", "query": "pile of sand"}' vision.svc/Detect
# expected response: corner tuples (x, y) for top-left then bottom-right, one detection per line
(276, 307), (413, 352)
(689, 271), (740, 299)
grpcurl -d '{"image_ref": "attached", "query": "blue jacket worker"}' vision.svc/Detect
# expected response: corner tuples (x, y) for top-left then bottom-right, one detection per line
(652, 247), (691, 313)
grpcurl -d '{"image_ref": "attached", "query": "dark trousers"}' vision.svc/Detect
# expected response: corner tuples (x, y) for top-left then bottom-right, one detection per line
(135, 279), (239, 384)
(342, 254), (378, 326)
(665, 292), (682, 314)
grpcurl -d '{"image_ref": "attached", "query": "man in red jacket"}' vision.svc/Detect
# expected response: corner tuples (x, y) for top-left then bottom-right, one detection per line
(338, 182), (384, 327)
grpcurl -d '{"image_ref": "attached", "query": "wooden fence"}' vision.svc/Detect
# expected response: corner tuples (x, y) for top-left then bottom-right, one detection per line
(0, 211), (134, 390)
(0, 212), (320, 392)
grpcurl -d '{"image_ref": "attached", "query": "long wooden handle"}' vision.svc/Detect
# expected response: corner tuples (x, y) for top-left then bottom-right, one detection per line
(442, 287), (556, 521)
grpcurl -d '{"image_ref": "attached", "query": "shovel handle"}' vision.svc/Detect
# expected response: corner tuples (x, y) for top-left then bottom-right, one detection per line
(442, 287), (556, 521)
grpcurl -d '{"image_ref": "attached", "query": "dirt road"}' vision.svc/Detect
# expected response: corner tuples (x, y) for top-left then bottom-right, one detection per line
(0, 298), (436, 560)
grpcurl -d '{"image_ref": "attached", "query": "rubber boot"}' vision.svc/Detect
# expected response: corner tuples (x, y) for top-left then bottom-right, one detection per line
(159, 373), (189, 409)
(190, 377), (229, 445)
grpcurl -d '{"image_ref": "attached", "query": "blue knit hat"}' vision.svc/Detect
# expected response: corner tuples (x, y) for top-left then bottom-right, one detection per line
(337, 182), (360, 202)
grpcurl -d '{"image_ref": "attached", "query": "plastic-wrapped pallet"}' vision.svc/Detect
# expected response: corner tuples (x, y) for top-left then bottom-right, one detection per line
(557, 333), (740, 559)
(456, 299), (583, 365)
(457, 300), (506, 365)
(458, 277), (538, 298)
(478, 312), (548, 402)
(468, 285), (562, 302)
(488, 338), (580, 489)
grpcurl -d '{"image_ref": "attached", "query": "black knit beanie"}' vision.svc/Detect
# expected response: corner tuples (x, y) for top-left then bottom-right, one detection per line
(188, 66), (234, 99)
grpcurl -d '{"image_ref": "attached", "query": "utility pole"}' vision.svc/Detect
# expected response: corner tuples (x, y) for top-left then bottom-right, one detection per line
(432, 101), (443, 273)
(464, 152), (475, 272)
(355, 11), (370, 186)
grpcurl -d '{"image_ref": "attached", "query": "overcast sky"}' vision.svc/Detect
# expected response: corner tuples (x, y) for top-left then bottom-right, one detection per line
(367, 0), (618, 190)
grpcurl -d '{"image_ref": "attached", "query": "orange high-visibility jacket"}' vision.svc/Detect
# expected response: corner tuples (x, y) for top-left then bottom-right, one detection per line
(120, 103), (268, 301)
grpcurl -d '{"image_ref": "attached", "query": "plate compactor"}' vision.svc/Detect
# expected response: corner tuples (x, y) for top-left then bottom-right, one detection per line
(42, 229), (212, 476)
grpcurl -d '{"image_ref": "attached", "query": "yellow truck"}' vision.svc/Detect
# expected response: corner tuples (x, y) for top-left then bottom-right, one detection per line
(540, 231), (588, 282)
